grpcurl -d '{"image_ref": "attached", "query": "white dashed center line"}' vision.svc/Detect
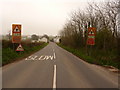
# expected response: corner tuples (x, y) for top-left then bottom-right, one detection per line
(53, 65), (56, 90)
(53, 53), (56, 59)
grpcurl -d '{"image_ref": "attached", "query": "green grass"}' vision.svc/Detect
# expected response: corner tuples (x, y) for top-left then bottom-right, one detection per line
(58, 43), (120, 69)
(2, 42), (48, 66)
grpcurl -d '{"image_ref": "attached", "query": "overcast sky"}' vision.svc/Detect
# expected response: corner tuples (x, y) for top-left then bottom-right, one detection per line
(1, 0), (107, 36)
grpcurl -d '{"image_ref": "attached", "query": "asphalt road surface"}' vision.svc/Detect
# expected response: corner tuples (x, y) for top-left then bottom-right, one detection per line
(2, 42), (119, 88)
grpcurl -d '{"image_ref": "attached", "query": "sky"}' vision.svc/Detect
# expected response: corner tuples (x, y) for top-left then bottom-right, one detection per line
(1, 0), (107, 36)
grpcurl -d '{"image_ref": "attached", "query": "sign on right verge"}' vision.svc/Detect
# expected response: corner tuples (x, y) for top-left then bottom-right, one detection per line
(87, 27), (96, 45)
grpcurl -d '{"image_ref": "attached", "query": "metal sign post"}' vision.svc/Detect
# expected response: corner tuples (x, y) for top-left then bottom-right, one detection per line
(86, 27), (96, 56)
(12, 24), (21, 43)
(12, 24), (24, 52)
(87, 27), (96, 45)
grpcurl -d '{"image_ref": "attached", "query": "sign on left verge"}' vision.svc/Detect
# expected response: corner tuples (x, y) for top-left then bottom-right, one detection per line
(12, 24), (21, 43)
(16, 44), (24, 51)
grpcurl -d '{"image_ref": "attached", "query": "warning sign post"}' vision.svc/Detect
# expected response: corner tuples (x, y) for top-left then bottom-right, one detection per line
(16, 44), (24, 51)
(86, 27), (96, 56)
(87, 27), (96, 45)
(12, 24), (24, 52)
(12, 24), (21, 43)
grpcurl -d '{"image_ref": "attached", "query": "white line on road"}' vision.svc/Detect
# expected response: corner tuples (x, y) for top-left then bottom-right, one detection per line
(53, 53), (56, 59)
(53, 65), (56, 90)
(46, 56), (54, 60)
(31, 56), (38, 60)
(53, 48), (56, 59)
(53, 49), (55, 52)
(38, 55), (46, 60)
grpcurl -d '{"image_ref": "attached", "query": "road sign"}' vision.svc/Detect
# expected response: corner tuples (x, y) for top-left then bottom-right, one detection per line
(87, 27), (96, 45)
(16, 44), (24, 51)
(12, 24), (21, 43)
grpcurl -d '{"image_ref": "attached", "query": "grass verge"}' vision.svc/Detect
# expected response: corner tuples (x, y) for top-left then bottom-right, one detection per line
(2, 41), (48, 66)
(58, 43), (120, 69)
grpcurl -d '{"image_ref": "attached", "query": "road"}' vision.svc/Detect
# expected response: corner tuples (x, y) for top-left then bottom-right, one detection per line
(2, 42), (119, 88)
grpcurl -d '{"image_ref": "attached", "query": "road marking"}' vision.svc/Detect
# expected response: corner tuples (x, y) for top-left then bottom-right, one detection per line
(25, 56), (32, 60)
(53, 49), (55, 52)
(53, 65), (56, 89)
(53, 53), (56, 59)
(25, 54), (56, 61)
(38, 55), (46, 60)
(31, 56), (38, 60)
(46, 56), (54, 60)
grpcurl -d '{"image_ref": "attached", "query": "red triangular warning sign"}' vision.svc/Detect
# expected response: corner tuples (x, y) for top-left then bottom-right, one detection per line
(14, 26), (20, 32)
(16, 44), (24, 51)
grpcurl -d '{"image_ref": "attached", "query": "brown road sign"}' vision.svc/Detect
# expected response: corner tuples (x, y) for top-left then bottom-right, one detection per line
(87, 27), (96, 45)
(12, 24), (21, 43)
(16, 44), (24, 51)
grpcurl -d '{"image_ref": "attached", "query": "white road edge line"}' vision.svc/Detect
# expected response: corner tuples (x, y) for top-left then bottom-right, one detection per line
(53, 65), (56, 90)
